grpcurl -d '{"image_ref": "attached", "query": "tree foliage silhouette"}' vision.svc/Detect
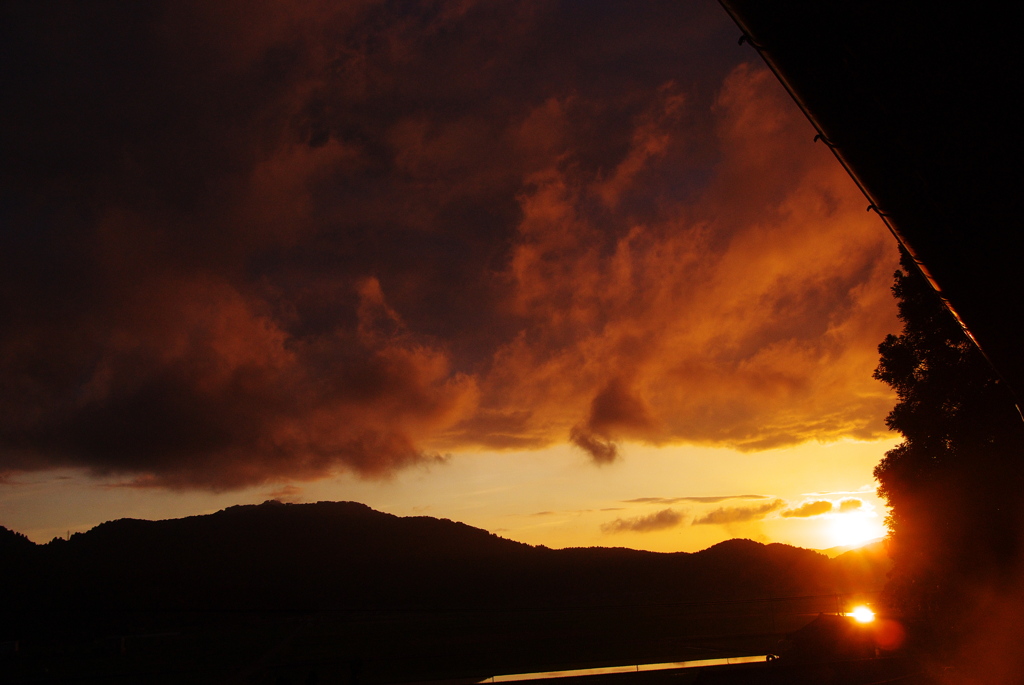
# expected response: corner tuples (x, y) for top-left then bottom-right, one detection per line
(874, 249), (1024, 633)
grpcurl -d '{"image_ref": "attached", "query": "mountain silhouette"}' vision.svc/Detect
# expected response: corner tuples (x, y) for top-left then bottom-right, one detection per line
(1, 502), (893, 683)
(2, 500), (885, 617)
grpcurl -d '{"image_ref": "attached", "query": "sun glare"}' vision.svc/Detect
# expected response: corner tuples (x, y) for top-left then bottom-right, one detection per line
(827, 512), (885, 549)
(848, 606), (875, 623)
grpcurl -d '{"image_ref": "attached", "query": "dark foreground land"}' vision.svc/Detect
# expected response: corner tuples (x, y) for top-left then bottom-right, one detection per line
(1, 600), (873, 684)
(1, 501), (892, 684)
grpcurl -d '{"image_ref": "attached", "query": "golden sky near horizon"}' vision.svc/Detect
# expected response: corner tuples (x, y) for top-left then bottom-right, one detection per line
(0, 1), (898, 552)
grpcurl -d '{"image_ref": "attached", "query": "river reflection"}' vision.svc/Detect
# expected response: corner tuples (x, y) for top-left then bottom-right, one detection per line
(488, 656), (769, 682)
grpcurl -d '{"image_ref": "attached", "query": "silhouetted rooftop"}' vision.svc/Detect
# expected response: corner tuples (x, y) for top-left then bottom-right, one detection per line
(722, 1), (1024, 400)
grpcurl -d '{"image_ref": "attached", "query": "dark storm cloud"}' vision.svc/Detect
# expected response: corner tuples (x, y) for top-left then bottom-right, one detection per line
(568, 426), (619, 464)
(692, 499), (784, 525)
(601, 508), (685, 534)
(781, 500), (833, 518)
(570, 377), (654, 461)
(1, 0), (487, 488)
(0, 1), (896, 489)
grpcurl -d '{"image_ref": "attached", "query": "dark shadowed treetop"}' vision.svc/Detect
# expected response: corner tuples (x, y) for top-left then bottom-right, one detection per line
(873, 249), (1024, 625)
(0, 525), (35, 553)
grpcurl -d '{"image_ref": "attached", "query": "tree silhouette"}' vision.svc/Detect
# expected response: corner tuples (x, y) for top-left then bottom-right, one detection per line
(874, 249), (1024, 638)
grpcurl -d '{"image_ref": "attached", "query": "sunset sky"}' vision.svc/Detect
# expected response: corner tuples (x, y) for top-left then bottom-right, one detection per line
(0, 1), (900, 552)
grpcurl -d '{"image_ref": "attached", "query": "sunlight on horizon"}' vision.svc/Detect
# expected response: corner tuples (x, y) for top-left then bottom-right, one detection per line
(3, 436), (897, 554)
(826, 510), (887, 549)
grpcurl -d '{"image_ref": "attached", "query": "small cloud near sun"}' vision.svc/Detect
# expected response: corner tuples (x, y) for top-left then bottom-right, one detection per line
(838, 498), (864, 513)
(692, 499), (784, 525)
(602, 508), (685, 533)
(781, 500), (834, 518)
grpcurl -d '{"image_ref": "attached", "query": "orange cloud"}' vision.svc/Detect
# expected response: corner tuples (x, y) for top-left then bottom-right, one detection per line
(0, 3), (896, 489)
(693, 500), (785, 525)
(781, 500), (834, 518)
(838, 498), (864, 513)
(445, 63), (897, 462)
(602, 508), (685, 534)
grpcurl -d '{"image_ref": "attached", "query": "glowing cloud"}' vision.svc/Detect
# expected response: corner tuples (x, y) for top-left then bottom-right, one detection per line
(602, 508), (686, 534)
(781, 500), (834, 518)
(0, 3), (896, 489)
(692, 499), (785, 525)
(838, 498), (864, 513)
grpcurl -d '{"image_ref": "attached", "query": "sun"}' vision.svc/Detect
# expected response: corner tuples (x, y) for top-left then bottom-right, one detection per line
(827, 512), (886, 548)
(847, 606), (875, 623)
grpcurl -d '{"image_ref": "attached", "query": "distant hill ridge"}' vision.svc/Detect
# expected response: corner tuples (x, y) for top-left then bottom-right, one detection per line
(1, 500), (890, 615)
(820, 538), (886, 558)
